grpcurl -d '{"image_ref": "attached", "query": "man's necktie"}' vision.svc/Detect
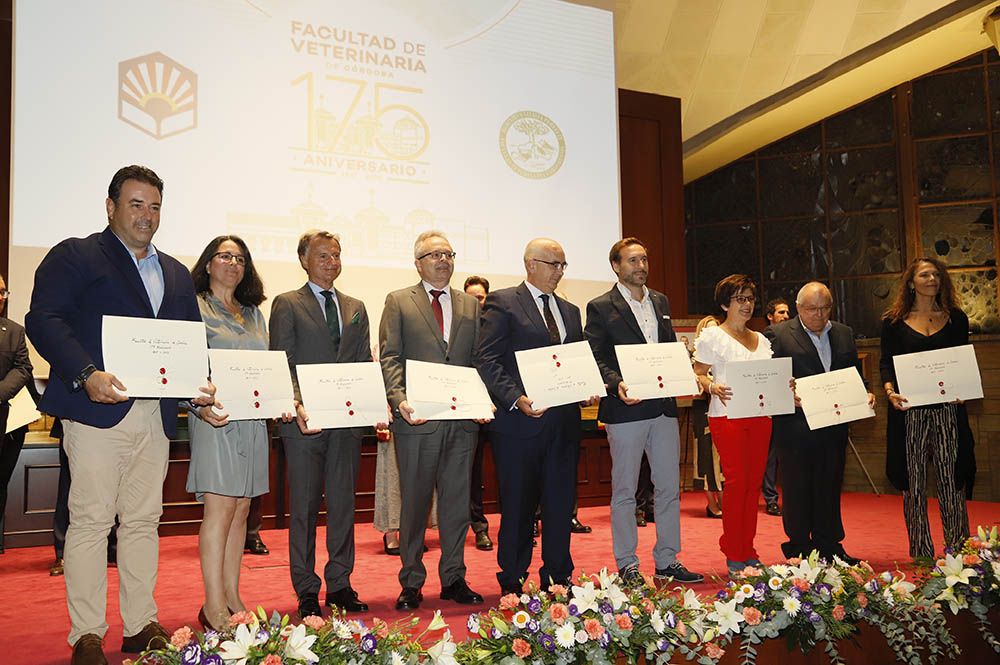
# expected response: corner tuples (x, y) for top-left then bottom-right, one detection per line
(321, 290), (341, 351)
(540, 294), (561, 344)
(430, 289), (445, 335)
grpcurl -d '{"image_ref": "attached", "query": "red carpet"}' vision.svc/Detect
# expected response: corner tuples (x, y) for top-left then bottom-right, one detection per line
(2, 492), (999, 663)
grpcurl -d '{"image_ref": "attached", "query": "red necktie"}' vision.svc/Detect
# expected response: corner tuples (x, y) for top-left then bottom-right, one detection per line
(430, 289), (445, 335)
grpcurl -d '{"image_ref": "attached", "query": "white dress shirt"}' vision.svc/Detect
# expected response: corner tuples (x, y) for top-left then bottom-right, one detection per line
(421, 280), (453, 344)
(524, 281), (566, 342)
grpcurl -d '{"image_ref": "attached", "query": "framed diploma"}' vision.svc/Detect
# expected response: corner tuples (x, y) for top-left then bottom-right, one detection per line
(796, 367), (874, 430)
(406, 360), (494, 421)
(208, 349), (295, 421)
(515, 340), (605, 410)
(296, 362), (387, 429)
(724, 357), (795, 419)
(102, 315), (208, 398)
(893, 344), (983, 407)
(615, 341), (699, 400)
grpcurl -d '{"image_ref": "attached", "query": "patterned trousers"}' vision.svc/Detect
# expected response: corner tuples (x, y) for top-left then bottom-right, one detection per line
(903, 404), (969, 558)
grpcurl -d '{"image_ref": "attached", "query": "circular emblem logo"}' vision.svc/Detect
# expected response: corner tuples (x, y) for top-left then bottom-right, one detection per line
(499, 111), (565, 179)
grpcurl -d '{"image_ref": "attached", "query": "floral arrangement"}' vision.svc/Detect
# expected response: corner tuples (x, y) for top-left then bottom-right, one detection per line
(126, 607), (456, 665)
(701, 552), (957, 665)
(923, 525), (1000, 653)
(457, 568), (719, 664)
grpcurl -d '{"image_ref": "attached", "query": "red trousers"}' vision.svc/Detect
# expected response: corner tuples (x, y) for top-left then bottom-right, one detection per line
(709, 415), (772, 562)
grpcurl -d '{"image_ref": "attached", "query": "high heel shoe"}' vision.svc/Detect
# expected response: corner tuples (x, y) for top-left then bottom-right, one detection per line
(383, 533), (400, 556)
(199, 607), (229, 632)
(705, 506), (722, 519)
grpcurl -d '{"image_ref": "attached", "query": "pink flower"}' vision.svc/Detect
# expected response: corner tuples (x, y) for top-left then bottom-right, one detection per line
(705, 642), (725, 659)
(849, 570), (864, 584)
(512, 638), (531, 658)
(792, 579), (810, 592)
(261, 655), (283, 665)
(584, 618), (605, 639)
(548, 584), (568, 597)
(229, 610), (256, 626)
(641, 599), (655, 613)
(787, 557), (802, 565)
(615, 613), (633, 630)
(549, 603), (569, 625)
(677, 621), (687, 638)
(170, 626), (193, 649)
(964, 554), (982, 566)
(499, 594), (521, 610)
(302, 615), (325, 630)
(742, 607), (762, 626)
(373, 618), (390, 639)
(832, 605), (846, 621)
(856, 593), (868, 608)
(742, 565), (763, 577)
(860, 561), (874, 573)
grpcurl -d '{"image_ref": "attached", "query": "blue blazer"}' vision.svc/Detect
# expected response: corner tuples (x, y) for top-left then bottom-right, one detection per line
(25, 226), (201, 436)
(475, 282), (584, 436)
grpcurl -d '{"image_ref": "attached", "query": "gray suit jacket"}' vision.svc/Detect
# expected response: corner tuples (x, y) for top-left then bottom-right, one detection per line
(379, 282), (481, 435)
(269, 283), (372, 437)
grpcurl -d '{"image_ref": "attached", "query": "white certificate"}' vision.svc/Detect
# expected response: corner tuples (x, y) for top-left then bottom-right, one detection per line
(724, 357), (795, 419)
(296, 362), (387, 429)
(615, 342), (699, 400)
(515, 340), (605, 410)
(893, 344), (983, 407)
(102, 316), (208, 398)
(406, 360), (494, 421)
(208, 349), (295, 421)
(5, 386), (40, 433)
(796, 367), (874, 430)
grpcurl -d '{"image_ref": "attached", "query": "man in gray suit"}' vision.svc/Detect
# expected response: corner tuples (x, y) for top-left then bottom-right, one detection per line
(379, 230), (486, 611)
(270, 230), (374, 618)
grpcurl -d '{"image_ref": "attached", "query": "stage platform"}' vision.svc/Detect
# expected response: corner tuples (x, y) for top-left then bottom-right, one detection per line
(1, 492), (999, 663)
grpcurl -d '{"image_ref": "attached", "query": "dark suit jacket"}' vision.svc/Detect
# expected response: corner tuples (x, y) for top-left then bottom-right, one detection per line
(379, 283), (480, 435)
(767, 317), (863, 445)
(269, 283), (371, 438)
(0, 317), (33, 434)
(584, 286), (678, 424)
(475, 282), (584, 436)
(25, 227), (200, 436)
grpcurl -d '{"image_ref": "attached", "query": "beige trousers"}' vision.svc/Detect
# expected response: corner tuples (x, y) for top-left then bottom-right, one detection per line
(63, 400), (168, 646)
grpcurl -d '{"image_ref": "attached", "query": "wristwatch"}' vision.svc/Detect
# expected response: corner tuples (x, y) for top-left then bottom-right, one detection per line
(72, 364), (97, 392)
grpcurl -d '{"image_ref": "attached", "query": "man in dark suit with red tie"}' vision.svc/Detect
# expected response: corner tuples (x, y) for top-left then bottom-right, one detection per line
(476, 238), (599, 594)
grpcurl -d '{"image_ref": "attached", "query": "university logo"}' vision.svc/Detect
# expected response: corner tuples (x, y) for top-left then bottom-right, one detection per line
(499, 111), (565, 179)
(118, 52), (198, 140)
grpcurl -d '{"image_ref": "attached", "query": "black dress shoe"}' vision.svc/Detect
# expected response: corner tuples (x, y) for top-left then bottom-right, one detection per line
(50, 558), (65, 576)
(635, 512), (647, 527)
(298, 593), (322, 619)
(440, 578), (484, 604)
(395, 586), (423, 611)
(570, 518), (592, 534)
(244, 534), (269, 555)
(121, 621), (169, 653)
(765, 502), (782, 516)
(475, 531), (493, 551)
(326, 586), (369, 613)
(533, 520), (539, 537)
(71, 634), (108, 665)
(705, 506), (723, 519)
(383, 533), (400, 556)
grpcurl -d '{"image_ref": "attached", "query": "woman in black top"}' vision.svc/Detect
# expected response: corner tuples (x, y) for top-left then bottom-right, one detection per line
(879, 257), (975, 559)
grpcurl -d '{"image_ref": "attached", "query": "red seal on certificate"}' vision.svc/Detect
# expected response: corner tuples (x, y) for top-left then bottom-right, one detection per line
(659, 383), (664, 388)
(346, 401), (351, 407)
(254, 401), (260, 408)
(451, 405), (456, 410)
(452, 396), (457, 402)
(759, 401), (764, 407)
(159, 367), (166, 374)
(657, 376), (663, 381)
(758, 394), (764, 400)
(253, 390), (259, 397)
(348, 410), (355, 416)
(836, 410), (841, 415)
(161, 378), (167, 385)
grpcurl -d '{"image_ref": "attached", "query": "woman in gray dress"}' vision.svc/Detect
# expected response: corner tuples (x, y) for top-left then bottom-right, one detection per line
(188, 235), (273, 631)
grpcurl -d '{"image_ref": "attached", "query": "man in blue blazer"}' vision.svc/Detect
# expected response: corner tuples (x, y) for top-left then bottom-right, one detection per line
(584, 238), (703, 587)
(26, 166), (215, 665)
(476, 238), (599, 594)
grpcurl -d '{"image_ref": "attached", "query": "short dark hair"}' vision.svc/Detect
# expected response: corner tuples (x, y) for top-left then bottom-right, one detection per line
(108, 165), (163, 202)
(766, 298), (788, 318)
(463, 275), (490, 293)
(191, 235), (266, 307)
(609, 237), (646, 264)
(713, 274), (757, 312)
(297, 229), (339, 258)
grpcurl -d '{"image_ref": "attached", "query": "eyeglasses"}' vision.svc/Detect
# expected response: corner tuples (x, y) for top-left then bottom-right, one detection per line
(533, 258), (568, 272)
(800, 304), (833, 314)
(213, 252), (246, 266)
(730, 295), (755, 304)
(0, 289), (8, 297)
(417, 250), (457, 262)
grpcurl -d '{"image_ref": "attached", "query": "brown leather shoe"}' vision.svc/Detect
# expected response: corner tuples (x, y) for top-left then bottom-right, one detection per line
(49, 558), (65, 576)
(121, 621), (170, 653)
(71, 634), (108, 665)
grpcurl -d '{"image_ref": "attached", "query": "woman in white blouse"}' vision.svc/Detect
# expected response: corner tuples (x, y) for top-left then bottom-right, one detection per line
(693, 274), (773, 577)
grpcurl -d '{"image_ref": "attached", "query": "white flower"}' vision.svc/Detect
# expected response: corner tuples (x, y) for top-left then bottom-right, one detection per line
(706, 598), (744, 635)
(217, 624), (255, 665)
(555, 623), (576, 648)
(733, 590), (747, 603)
(789, 559), (823, 583)
(427, 630), (458, 665)
(330, 619), (353, 639)
(935, 586), (969, 614)
(512, 611), (530, 629)
(890, 579), (916, 598)
(203, 633), (220, 650)
(428, 610), (448, 631)
(575, 629), (589, 644)
(991, 561), (1000, 578)
(596, 568), (630, 609)
(391, 652), (406, 665)
(783, 597), (802, 616)
(770, 564), (790, 577)
(466, 614), (481, 634)
(283, 624), (319, 663)
(570, 580), (600, 614)
(882, 588), (896, 607)
(740, 584), (754, 596)
(768, 576), (783, 590)
(939, 553), (977, 588)
(823, 568), (844, 594)
(682, 588), (702, 610)
(650, 610), (665, 635)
